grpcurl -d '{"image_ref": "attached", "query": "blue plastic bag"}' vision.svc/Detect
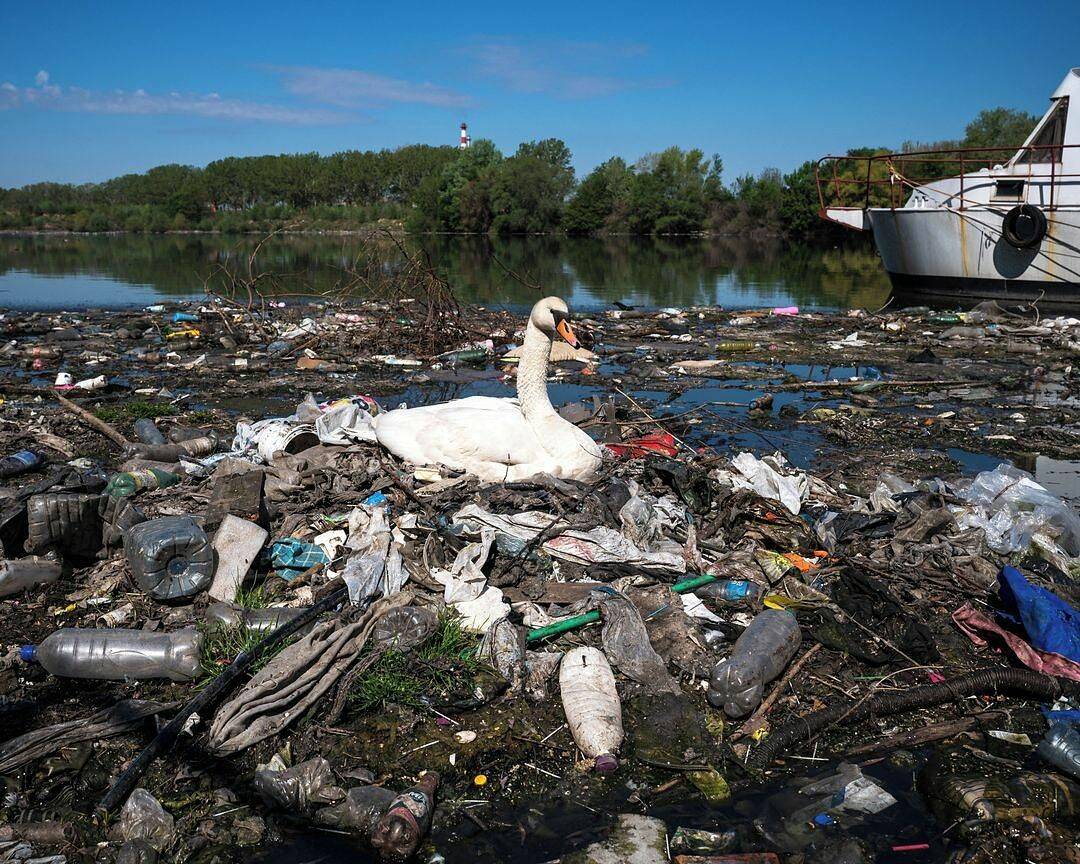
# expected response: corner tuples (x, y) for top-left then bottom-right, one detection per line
(999, 565), (1080, 663)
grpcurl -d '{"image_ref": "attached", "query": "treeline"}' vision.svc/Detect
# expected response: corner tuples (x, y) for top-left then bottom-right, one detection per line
(0, 107), (1037, 238)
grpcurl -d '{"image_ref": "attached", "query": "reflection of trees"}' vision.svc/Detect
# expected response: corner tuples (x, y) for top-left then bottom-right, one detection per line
(0, 234), (891, 310)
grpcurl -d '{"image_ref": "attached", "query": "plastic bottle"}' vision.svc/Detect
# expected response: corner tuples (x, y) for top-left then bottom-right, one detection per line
(168, 425), (211, 443)
(559, 646), (623, 773)
(74, 375), (107, 391)
(22, 346), (63, 359)
(133, 418), (168, 445)
(715, 341), (755, 352)
(124, 516), (214, 601)
(0, 557), (62, 597)
(370, 772), (439, 863)
(0, 450), (43, 479)
(439, 348), (488, 366)
(696, 579), (766, 608)
(707, 608), (802, 718)
(104, 467), (180, 498)
(20, 627), (202, 681)
(1036, 722), (1080, 780)
(205, 602), (307, 634)
(170, 311), (199, 323)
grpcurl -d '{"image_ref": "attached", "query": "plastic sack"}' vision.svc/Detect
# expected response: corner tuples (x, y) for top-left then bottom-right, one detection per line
(957, 464), (1080, 556)
(999, 565), (1080, 663)
(117, 789), (174, 852)
(252, 756), (345, 813)
(123, 516), (214, 601)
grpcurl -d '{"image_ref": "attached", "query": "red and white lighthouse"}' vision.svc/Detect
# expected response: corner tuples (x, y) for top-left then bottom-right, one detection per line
(459, 122), (471, 149)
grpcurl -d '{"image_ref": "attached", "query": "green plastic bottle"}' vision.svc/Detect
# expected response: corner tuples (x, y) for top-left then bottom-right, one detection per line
(104, 467), (181, 498)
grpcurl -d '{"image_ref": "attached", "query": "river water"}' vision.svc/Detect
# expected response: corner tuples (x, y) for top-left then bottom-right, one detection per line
(0, 233), (892, 312)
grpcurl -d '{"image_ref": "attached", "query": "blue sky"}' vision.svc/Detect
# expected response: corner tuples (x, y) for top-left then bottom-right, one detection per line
(1, 0), (1077, 188)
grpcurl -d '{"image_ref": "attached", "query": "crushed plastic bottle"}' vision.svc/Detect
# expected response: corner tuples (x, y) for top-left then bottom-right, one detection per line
(124, 515), (214, 601)
(0, 556), (62, 597)
(708, 608), (802, 717)
(20, 627), (202, 681)
(105, 467), (181, 498)
(0, 450), (43, 479)
(559, 646), (623, 773)
(370, 772), (439, 863)
(1037, 721), (1080, 780)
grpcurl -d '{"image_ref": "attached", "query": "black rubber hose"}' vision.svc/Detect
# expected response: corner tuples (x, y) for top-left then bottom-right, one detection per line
(746, 667), (1062, 770)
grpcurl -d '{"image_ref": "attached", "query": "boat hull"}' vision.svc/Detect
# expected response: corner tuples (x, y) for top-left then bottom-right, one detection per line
(869, 207), (1080, 307)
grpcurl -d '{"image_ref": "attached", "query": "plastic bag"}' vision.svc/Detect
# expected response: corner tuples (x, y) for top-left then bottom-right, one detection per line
(117, 789), (174, 852)
(372, 606), (438, 652)
(957, 464), (1080, 556)
(252, 756), (345, 813)
(598, 596), (678, 694)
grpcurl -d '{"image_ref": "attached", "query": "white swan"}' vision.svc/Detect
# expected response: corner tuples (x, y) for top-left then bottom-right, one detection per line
(373, 297), (604, 482)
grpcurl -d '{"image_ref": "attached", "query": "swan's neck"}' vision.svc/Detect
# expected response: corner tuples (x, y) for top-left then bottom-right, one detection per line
(518, 321), (556, 420)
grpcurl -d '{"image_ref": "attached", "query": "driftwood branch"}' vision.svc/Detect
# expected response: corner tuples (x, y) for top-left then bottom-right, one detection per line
(55, 392), (130, 449)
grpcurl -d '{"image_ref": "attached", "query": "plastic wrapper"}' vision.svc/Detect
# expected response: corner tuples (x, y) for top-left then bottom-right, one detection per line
(123, 516), (213, 601)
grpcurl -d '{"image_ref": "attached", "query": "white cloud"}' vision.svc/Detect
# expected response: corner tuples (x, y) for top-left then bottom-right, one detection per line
(462, 38), (668, 99)
(272, 66), (471, 109)
(0, 71), (345, 124)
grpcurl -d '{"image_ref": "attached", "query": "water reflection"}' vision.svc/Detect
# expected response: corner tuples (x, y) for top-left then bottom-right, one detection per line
(0, 233), (892, 311)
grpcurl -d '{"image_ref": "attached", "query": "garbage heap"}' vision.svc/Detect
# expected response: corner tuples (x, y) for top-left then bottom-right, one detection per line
(0, 298), (1078, 864)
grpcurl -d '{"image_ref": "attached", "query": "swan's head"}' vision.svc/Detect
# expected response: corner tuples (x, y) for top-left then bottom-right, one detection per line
(530, 296), (578, 346)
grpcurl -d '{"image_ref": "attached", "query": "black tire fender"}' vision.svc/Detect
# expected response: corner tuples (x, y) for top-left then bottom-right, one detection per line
(1002, 204), (1047, 249)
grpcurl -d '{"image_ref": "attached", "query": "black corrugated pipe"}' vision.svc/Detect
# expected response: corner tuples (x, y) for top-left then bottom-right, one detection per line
(746, 667), (1064, 770)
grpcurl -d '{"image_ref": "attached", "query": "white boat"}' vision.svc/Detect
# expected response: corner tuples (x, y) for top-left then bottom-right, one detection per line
(818, 68), (1080, 307)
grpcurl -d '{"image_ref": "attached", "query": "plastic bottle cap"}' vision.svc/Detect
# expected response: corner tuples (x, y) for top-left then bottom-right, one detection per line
(473, 774), (487, 786)
(19, 645), (37, 663)
(594, 754), (619, 774)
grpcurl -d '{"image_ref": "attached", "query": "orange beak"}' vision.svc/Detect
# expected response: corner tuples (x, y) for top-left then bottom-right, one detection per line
(555, 318), (578, 347)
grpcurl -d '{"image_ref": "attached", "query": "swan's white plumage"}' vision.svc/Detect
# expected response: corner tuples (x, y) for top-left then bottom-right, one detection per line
(372, 298), (603, 482)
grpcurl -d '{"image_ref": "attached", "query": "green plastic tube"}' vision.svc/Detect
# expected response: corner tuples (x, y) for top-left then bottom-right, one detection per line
(525, 572), (718, 643)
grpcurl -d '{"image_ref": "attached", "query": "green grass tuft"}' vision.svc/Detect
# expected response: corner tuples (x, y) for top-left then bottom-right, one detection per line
(350, 612), (482, 712)
(234, 583), (269, 609)
(94, 400), (176, 423)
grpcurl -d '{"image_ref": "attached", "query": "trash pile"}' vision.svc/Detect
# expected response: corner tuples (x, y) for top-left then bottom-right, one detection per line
(0, 296), (1078, 864)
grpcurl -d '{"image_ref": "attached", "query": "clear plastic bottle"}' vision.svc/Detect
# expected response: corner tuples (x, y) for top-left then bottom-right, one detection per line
(0, 450), (43, 479)
(20, 627), (202, 681)
(1037, 722), (1080, 780)
(559, 646), (623, 773)
(696, 579), (766, 608)
(205, 602), (307, 634)
(707, 608), (802, 718)
(0, 557), (62, 597)
(133, 418), (167, 445)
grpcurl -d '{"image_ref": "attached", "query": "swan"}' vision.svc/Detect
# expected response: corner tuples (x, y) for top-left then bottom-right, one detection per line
(372, 297), (604, 482)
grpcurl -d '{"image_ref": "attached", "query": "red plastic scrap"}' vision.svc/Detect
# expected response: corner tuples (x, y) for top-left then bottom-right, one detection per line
(605, 432), (679, 459)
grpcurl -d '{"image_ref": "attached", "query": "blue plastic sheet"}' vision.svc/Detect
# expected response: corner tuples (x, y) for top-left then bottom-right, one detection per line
(999, 565), (1080, 664)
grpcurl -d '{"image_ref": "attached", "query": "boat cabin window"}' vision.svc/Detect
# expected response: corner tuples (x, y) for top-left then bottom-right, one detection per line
(1019, 97), (1068, 164)
(992, 179), (1025, 202)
